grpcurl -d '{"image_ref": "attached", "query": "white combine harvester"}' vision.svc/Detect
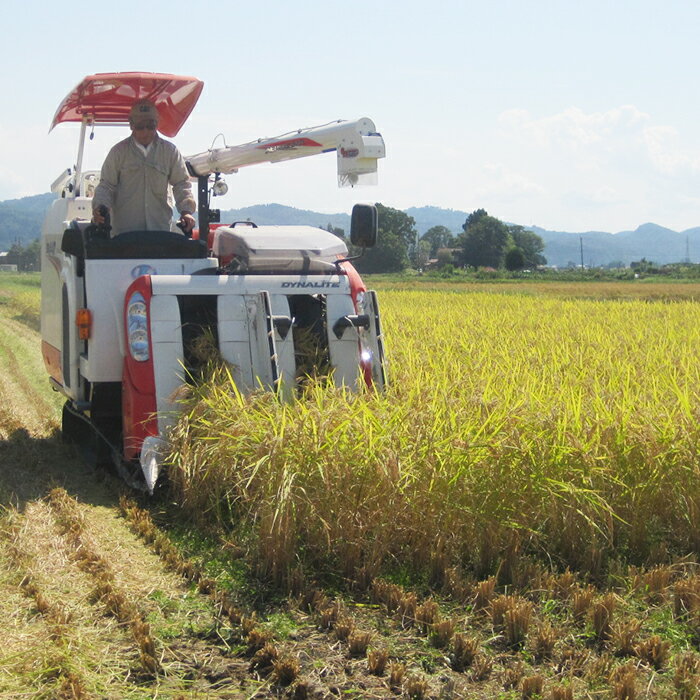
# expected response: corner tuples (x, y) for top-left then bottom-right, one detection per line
(40, 72), (386, 491)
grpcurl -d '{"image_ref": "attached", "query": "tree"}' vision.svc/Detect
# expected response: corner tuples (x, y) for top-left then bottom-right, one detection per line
(436, 248), (456, 268)
(325, 223), (345, 240)
(24, 239), (41, 271)
(353, 204), (416, 273)
(6, 239), (40, 271)
(421, 225), (455, 257)
(459, 210), (510, 268)
(504, 247), (526, 271)
(464, 208), (488, 229)
(414, 238), (431, 270)
(507, 225), (546, 267)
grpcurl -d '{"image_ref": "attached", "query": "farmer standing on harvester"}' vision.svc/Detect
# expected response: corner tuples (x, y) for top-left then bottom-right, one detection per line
(92, 99), (196, 236)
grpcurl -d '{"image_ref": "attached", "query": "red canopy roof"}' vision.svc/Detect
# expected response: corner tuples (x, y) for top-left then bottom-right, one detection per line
(51, 72), (204, 137)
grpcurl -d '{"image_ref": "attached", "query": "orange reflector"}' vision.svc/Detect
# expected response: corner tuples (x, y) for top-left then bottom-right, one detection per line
(76, 308), (92, 340)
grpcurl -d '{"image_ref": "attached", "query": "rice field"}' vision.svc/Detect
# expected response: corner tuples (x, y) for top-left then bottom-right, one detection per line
(4, 273), (700, 696)
(168, 282), (700, 588)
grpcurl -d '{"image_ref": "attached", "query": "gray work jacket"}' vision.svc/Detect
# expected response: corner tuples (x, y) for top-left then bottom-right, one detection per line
(93, 134), (196, 235)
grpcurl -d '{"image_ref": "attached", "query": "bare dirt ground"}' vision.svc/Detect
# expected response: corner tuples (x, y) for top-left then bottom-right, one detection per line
(2, 278), (700, 699)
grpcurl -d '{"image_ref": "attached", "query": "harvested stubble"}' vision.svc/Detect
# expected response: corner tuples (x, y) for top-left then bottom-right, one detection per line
(272, 654), (301, 686)
(429, 618), (455, 648)
(48, 489), (162, 676)
(450, 633), (479, 672)
(167, 290), (700, 585)
(119, 495), (289, 677)
(590, 593), (617, 643)
(367, 648), (389, 675)
(609, 619), (642, 657)
(469, 653), (493, 681)
(490, 594), (533, 647)
(635, 634), (671, 669)
(347, 630), (372, 657)
(388, 661), (405, 691)
(249, 642), (279, 674)
(404, 674), (430, 699)
(611, 662), (638, 700)
(532, 622), (557, 661)
(548, 685), (574, 700)
(674, 575), (700, 617)
(673, 652), (700, 699)
(521, 674), (544, 698)
(1, 510), (90, 696)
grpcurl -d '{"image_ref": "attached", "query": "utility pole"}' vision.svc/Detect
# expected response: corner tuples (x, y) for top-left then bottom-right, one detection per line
(579, 236), (584, 270)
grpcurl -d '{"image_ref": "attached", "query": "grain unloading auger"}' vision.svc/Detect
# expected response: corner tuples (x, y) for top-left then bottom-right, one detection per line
(41, 72), (387, 492)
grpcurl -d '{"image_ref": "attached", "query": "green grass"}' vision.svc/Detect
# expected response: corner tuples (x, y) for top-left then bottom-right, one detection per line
(0, 272), (41, 328)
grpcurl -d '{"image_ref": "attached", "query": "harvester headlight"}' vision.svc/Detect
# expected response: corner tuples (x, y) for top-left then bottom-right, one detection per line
(212, 179), (228, 196)
(127, 292), (150, 362)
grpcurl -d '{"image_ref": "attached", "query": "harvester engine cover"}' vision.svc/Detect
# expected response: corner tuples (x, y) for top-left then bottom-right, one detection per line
(213, 225), (348, 273)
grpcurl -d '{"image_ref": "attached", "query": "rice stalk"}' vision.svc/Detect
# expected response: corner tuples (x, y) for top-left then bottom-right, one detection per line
(165, 290), (700, 587)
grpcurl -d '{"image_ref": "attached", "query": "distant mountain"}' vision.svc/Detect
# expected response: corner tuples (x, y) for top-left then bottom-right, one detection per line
(1, 194), (698, 268)
(217, 203), (351, 232)
(404, 206), (469, 236)
(0, 193), (54, 250)
(406, 210), (700, 267)
(530, 222), (700, 267)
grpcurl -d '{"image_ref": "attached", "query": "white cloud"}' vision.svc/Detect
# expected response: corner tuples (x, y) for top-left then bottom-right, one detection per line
(499, 105), (650, 149)
(642, 125), (700, 176)
(497, 105), (700, 178)
(474, 163), (547, 201)
(497, 109), (530, 129)
(483, 105), (700, 230)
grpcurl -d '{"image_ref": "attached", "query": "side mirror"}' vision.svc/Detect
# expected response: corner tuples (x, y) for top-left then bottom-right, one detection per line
(350, 204), (377, 249)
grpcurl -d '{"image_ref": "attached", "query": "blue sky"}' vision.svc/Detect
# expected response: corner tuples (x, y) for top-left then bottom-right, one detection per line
(3, 0), (700, 232)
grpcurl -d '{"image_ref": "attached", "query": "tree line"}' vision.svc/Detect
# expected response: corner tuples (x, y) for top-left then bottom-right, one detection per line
(2, 240), (40, 271)
(352, 204), (546, 274)
(4, 205), (545, 276)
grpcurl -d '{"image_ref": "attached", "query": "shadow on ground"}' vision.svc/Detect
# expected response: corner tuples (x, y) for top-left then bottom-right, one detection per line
(0, 428), (127, 510)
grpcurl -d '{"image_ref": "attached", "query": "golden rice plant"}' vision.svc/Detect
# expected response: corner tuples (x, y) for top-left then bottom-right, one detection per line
(167, 288), (700, 585)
